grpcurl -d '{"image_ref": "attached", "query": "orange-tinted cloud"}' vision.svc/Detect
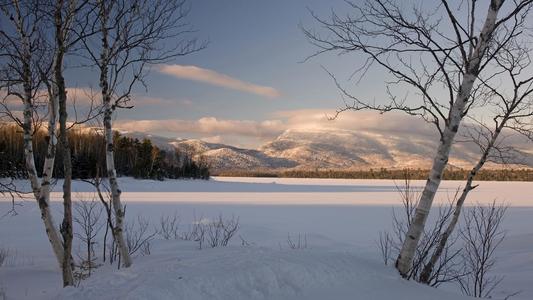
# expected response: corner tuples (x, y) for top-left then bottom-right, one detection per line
(157, 64), (281, 98)
(116, 117), (286, 139)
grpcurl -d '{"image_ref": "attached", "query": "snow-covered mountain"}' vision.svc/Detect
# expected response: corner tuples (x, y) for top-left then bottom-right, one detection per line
(171, 139), (297, 171)
(124, 128), (533, 171)
(261, 128), (477, 169)
(262, 128), (533, 169)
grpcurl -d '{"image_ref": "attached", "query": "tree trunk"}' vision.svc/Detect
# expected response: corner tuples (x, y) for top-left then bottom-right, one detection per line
(419, 122), (505, 283)
(395, 0), (504, 277)
(55, 1), (74, 287)
(103, 107), (132, 267)
(58, 83), (75, 287)
(99, 0), (132, 267)
(19, 32), (65, 272)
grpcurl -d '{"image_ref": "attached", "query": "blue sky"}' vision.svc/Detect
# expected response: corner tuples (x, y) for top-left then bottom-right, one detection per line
(56, 0), (522, 149)
(3, 0), (529, 149)
(93, 0), (394, 147)
(2, 0), (530, 151)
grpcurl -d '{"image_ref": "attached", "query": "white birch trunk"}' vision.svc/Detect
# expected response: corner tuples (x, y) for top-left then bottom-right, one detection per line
(419, 119), (505, 282)
(395, 0), (504, 277)
(99, 0), (132, 267)
(19, 35), (65, 269)
(38, 87), (65, 266)
(23, 97), (65, 266)
(104, 110), (132, 267)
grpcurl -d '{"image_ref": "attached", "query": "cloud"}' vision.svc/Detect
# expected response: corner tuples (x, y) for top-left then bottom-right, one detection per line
(114, 110), (440, 148)
(115, 117), (286, 139)
(200, 135), (223, 144)
(273, 109), (437, 137)
(1, 87), (97, 108)
(157, 64), (281, 98)
(113, 108), (531, 157)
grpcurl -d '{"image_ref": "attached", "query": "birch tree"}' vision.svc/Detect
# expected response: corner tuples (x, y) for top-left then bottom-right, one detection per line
(419, 38), (533, 283)
(79, 0), (204, 267)
(0, 0), (69, 282)
(1, 0), (99, 286)
(303, 0), (533, 277)
(50, 0), (77, 285)
(49, 0), (103, 285)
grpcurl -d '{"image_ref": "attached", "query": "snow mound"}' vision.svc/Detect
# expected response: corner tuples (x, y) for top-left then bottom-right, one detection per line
(58, 241), (471, 300)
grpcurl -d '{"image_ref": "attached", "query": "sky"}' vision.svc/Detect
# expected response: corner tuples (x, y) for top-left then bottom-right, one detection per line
(47, 0), (531, 149)
(98, 0), (392, 148)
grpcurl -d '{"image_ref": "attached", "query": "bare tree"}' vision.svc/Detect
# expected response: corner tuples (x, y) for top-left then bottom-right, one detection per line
(0, 0), (70, 284)
(46, 0), (97, 286)
(77, 0), (205, 267)
(419, 38), (533, 283)
(303, 0), (533, 276)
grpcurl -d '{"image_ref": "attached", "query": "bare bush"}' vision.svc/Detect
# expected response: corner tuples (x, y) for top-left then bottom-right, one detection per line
(379, 174), (464, 286)
(287, 233), (308, 250)
(178, 213), (205, 244)
(179, 214), (240, 249)
(379, 174), (510, 296)
(158, 212), (181, 240)
(126, 215), (157, 256)
(82, 175), (116, 264)
(0, 177), (24, 217)
(205, 215), (240, 248)
(0, 248), (7, 267)
(239, 235), (253, 247)
(74, 199), (104, 278)
(0, 248), (6, 299)
(458, 201), (508, 298)
(0, 249), (33, 267)
(378, 231), (392, 265)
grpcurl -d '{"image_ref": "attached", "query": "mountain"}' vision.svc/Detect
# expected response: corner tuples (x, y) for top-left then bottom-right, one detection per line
(261, 129), (408, 169)
(170, 139), (297, 171)
(261, 128), (473, 169)
(123, 128), (533, 172)
(261, 128), (533, 169)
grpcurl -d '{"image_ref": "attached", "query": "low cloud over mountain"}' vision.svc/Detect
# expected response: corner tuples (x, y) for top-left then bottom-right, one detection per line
(124, 119), (533, 172)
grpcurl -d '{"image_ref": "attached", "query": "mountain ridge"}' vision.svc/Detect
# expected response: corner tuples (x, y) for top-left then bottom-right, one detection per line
(122, 128), (533, 171)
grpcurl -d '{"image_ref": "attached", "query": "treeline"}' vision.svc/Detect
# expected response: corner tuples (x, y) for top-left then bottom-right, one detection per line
(216, 167), (533, 181)
(0, 124), (209, 180)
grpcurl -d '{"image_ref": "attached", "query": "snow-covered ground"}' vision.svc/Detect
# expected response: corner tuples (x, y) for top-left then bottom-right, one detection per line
(0, 177), (532, 299)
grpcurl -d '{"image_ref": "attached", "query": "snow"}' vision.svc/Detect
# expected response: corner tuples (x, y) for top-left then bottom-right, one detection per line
(1, 177), (532, 299)
(57, 243), (472, 300)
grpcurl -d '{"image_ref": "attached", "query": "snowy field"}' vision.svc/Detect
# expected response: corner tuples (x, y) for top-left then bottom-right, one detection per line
(0, 177), (532, 299)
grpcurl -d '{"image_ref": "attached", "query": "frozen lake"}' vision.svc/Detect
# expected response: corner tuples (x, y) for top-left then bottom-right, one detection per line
(29, 176), (533, 206)
(1, 177), (532, 299)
